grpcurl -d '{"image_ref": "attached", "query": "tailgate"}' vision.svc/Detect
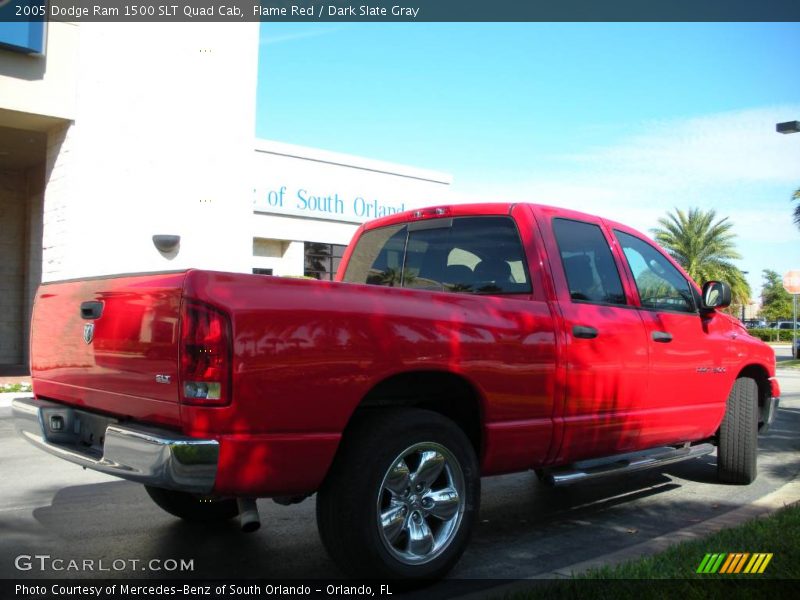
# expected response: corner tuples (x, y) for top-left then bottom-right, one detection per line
(30, 271), (187, 428)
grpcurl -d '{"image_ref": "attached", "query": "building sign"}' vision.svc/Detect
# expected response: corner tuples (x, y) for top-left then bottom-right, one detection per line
(253, 184), (406, 224)
(253, 141), (451, 227)
(0, 2), (46, 54)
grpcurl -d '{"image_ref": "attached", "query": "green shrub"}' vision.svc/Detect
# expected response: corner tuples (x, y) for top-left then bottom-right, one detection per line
(747, 328), (797, 342)
(0, 382), (32, 393)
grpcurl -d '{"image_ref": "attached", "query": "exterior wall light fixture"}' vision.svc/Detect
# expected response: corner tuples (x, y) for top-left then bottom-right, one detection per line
(776, 121), (800, 134)
(152, 235), (181, 253)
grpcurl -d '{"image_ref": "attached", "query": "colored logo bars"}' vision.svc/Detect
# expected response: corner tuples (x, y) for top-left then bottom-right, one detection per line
(696, 553), (773, 574)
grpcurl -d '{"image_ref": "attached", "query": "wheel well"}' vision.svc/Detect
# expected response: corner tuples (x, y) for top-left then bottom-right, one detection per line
(352, 371), (483, 457)
(737, 364), (770, 422)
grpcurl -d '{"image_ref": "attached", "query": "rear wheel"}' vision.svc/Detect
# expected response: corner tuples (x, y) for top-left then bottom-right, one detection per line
(144, 486), (238, 522)
(717, 377), (758, 484)
(316, 409), (479, 581)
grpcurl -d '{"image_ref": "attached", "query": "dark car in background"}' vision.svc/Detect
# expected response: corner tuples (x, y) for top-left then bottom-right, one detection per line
(743, 319), (768, 329)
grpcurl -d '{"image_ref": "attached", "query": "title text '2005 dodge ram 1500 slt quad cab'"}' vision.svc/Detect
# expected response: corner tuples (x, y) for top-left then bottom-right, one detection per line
(14, 203), (779, 581)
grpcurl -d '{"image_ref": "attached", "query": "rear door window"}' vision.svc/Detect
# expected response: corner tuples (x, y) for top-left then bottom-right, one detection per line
(343, 216), (531, 295)
(552, 218), (627, 305)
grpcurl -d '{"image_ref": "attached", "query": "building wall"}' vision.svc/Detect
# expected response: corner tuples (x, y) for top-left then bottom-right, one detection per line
(0, 22), (79, 121)
(0, 170), (24, 363)
(23, 163), (44, 364)
(0, 164), (45, 365)
(41, 123), (72, 280)
(37, 22), (260, 282)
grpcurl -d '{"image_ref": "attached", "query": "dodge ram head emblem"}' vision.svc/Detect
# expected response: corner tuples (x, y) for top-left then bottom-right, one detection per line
(83, 323), (94, 344)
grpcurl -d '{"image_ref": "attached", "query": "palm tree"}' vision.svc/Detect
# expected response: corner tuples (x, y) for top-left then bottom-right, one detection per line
(652, 208), (750, 306)
(793, 187), (800, 230)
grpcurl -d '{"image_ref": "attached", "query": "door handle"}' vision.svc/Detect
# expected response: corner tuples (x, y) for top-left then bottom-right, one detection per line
(573, 325), (598, 339)
(652, 331), (673, 343)
(80, 301), (103, 320)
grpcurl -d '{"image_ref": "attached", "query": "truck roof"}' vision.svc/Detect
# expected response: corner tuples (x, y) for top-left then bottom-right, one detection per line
(362, 202), (635, 236)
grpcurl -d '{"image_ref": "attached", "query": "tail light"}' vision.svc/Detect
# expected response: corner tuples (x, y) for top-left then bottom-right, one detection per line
(179, 300), (231, 406)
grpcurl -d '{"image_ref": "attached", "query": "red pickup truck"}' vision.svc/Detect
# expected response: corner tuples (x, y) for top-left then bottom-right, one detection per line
(14, 203), (779, 581)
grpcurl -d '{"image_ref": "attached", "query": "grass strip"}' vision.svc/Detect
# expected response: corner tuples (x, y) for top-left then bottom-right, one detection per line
(776, 359), (800, 369)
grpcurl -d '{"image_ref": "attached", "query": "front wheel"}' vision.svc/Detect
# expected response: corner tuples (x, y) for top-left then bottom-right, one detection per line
(316, 409), (480, 581)
(717, 377), (758, 484)
(144, 486), (238, 522)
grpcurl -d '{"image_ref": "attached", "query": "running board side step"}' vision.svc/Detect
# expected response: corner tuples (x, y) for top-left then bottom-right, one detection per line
(541, 443), (715, 486)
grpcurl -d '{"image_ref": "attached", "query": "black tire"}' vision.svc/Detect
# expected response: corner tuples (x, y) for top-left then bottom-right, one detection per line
(144, 486), (238, 522)
(316, 408), (480, 581)
(717, 377), (758, 484)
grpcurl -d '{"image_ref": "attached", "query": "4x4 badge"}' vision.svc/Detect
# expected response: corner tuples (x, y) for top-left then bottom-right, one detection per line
(83, 323), (94, 344)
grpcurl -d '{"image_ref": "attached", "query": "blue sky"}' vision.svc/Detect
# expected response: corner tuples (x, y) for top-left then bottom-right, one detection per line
(256, 23), (800, 300)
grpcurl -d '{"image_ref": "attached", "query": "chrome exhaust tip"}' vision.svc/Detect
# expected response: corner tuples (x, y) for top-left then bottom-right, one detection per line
(237, 498), (261, 533)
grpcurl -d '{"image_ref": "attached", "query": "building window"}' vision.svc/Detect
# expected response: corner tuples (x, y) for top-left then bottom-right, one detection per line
(304, 242), (346, 281)
(252, 268), (273, 276)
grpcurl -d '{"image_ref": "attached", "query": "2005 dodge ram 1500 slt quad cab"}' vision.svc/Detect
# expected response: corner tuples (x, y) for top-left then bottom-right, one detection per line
(14, 203), (779, 581)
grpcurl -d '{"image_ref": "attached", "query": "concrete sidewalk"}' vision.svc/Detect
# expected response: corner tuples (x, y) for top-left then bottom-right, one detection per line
(0, 392), (31, 407)
(0, 375), (31, 384)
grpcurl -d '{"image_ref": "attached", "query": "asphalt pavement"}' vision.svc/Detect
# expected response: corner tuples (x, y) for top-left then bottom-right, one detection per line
(1, 350), (798, 589)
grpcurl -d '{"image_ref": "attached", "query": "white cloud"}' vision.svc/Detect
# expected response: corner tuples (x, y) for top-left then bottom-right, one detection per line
(562, 107), (800, 188)
(450, 181), (665, 238)
(726, 209), (799, 244)
(455, 105), (800, 221)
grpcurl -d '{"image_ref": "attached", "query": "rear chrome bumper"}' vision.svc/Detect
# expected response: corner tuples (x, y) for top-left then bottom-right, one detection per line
(12, 397), (218, 494)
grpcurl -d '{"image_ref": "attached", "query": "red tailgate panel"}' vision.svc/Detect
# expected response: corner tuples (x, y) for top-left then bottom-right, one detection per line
(31, 272), (186, 427)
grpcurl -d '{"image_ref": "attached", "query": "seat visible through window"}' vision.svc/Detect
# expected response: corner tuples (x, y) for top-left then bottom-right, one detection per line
(563, 255), (597, 301)
(444, 264), (474, 286)
(474, 258), (512, 284)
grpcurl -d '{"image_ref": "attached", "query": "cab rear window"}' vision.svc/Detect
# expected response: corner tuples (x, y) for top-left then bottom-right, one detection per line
(342, 216), (531, 295)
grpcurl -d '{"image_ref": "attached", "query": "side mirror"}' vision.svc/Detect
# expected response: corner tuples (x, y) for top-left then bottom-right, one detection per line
(701, 281), (732, 310)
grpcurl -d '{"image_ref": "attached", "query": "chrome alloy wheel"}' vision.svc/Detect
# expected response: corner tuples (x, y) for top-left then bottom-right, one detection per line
(376, 442), (466, 565)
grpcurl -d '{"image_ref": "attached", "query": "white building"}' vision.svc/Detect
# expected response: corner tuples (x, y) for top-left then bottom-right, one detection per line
(0, 22), (451, 372)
